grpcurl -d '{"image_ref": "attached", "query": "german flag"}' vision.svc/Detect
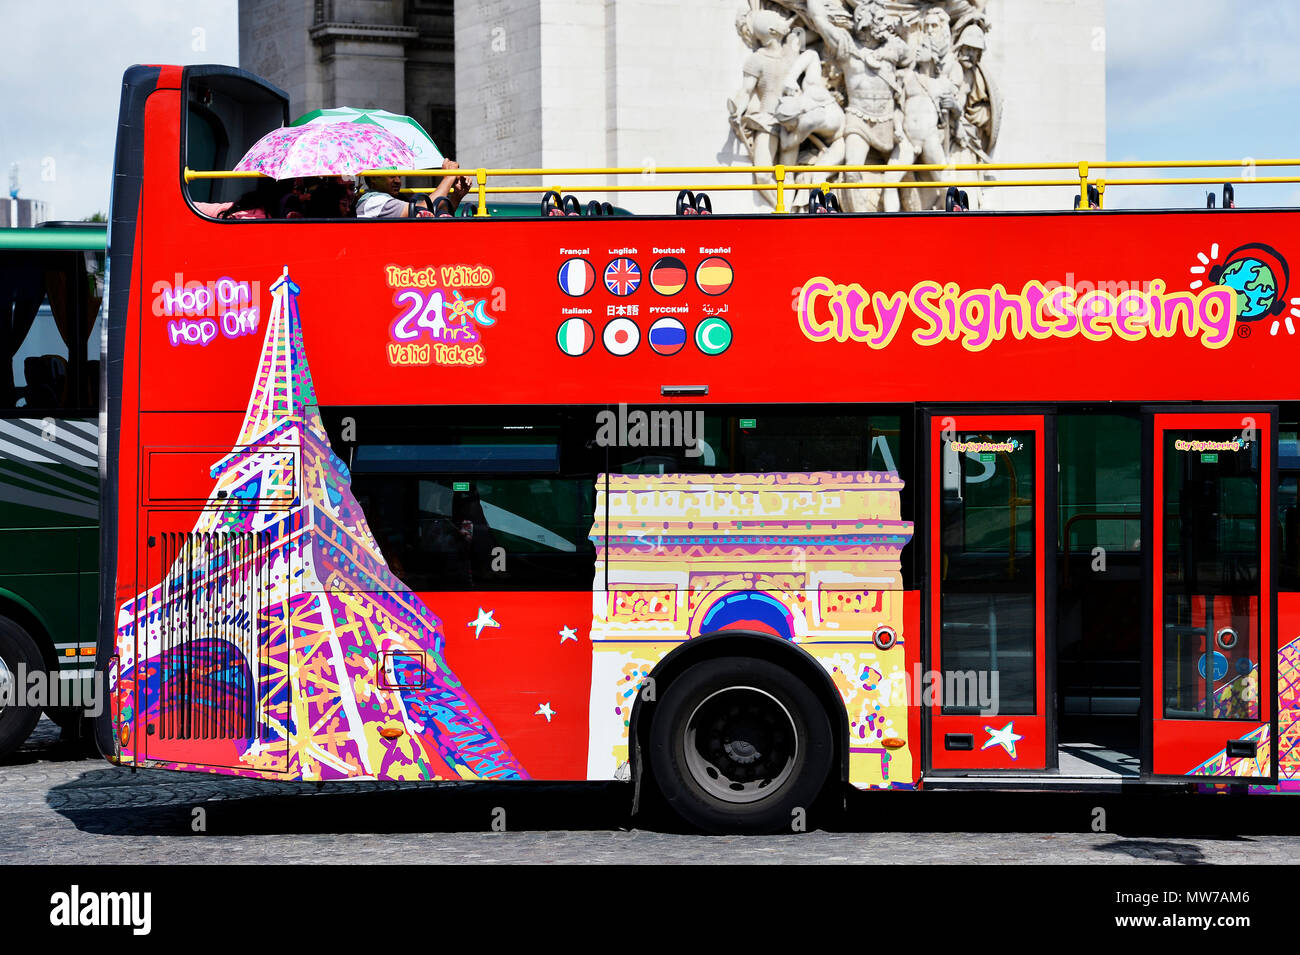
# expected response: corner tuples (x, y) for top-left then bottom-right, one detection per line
(650, 256), (688, 296)
(695, 256), (733, 295)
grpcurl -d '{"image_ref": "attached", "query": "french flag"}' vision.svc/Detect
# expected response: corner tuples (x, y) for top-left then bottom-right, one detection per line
(558, 258), (596, 296)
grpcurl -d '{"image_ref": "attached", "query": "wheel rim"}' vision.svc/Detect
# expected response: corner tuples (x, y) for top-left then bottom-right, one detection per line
(0, 655), (12, 716)
(683, 686), (799, 805)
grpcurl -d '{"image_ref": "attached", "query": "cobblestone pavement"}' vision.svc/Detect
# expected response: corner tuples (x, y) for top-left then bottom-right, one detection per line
(3, 719), (1299, 864)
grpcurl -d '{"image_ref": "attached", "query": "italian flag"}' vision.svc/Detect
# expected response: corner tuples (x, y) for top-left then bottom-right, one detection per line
(557, 318), (594, 356)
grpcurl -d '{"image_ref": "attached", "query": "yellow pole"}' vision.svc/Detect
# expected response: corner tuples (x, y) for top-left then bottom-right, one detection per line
(1096, 179), (1106, 209)
(775, 165), (786, 214)
(475, 169), (489, 217)
(1078, 161), (1090, 210)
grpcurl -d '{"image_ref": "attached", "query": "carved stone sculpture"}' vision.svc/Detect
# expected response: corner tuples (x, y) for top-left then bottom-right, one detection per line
(732, 0), (1002, 210)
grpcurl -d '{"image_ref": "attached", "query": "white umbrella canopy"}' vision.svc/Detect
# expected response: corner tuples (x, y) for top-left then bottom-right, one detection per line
(292, 107), (445, 169)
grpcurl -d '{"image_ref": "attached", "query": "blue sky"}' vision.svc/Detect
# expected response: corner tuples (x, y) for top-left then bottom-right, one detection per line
(2, 0), (1298, 218)
(1106, 0), (1300, 208)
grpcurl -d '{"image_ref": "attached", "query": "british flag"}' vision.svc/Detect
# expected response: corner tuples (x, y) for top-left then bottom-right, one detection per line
(604, 257), (641, 296)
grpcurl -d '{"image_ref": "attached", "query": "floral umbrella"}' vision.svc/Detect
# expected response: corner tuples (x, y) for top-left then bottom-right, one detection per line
(293, 107), (444, 169)
(233, 123), (416, 180)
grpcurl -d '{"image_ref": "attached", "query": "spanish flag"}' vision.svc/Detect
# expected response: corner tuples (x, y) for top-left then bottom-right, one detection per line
(695, 256), (733, 295)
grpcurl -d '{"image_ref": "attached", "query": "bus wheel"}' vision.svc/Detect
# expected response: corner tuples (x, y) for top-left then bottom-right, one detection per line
(648, 656), (832, 834)
(0, 617), (44, 759)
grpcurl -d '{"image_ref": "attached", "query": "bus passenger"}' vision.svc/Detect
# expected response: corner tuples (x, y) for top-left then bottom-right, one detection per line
(305, 178), (356, 218)
(357, 159), (471, 218)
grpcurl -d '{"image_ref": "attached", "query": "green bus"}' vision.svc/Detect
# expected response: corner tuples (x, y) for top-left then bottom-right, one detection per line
(0, 221), (104, 757)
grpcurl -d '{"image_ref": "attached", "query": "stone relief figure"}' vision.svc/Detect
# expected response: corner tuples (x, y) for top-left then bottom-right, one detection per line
(886, 8), (962, 209)
(732, 0), (1001, 210)
(728, 10), (800, 204)
(951, 23), (1000, 164)
(817, 1), (915, 212)
(773, 39), (846, 197)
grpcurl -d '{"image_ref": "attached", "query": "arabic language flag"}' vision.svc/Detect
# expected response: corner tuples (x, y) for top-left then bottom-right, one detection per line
(695, 256), (734, 295)
(604, 257), (641, 296)
(650, 256), (687, 296)
(556, 318), (595, 356)
(558, 258), (596, 296)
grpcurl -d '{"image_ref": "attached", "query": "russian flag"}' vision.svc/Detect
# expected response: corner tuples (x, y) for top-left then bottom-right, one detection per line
(648, 317), (686, 356)
(556, 318), (595, 356)
(558, 258), (596, 296)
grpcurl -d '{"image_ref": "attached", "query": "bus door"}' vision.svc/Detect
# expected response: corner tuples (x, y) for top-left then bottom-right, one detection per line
(1145, 409), (1276, 782)
(926, 413), (1053, 772)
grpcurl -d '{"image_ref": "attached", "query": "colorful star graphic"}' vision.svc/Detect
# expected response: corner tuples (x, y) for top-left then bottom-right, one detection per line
(981, 721), (1024, 759)
(467, 607), (500, 638)
(559, 625), (578, 644)
(535, 702), (556, 723)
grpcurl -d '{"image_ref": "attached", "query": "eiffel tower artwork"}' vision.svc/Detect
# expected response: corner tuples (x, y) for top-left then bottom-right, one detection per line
(112, 267), (528, 782)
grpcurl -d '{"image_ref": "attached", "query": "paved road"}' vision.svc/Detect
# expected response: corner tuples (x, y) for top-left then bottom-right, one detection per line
(3, 719), (1299, 864)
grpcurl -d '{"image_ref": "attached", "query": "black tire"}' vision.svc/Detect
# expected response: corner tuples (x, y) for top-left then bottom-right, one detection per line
(647, 656), (833, 834)
(0, 617), (45, 759)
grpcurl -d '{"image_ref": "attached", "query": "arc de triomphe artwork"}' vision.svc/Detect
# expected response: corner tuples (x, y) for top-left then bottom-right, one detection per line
(729, 0), (1000, 211)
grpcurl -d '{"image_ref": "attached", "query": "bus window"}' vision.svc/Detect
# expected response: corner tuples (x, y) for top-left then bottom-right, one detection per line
(1278, 420), (1300, 591)
(1161, 429), (1261, 720)
(606, 405), (902, 477)
(1056, 414), (1142, 720)
(1, 249), (103, 412)
(186, 105), (225, 204)
(939, 428), (1038, 714)
(184, 69), (287, 206)
(323, 406), (600, 592)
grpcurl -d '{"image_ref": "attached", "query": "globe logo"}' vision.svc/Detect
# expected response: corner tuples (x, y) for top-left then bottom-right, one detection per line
(1218, 256), (1280, 320)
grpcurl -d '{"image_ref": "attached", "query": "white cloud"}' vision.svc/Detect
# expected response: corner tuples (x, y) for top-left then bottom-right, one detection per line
(0, 1), (237, 220)
(1107, 0), (1300, 130)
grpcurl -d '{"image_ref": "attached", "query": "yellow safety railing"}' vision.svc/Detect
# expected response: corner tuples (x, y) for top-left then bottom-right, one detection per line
(183, 158), (1300, 216)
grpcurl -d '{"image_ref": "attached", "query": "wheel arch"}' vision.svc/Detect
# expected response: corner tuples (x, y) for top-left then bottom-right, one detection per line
(627, 630), (849, 811)
(0, 589), (58, 673)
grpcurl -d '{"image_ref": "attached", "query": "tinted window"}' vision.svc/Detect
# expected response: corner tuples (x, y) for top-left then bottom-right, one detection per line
(323, 407), (600, 591)
(0, 249), (103, 412)
(323, 404), (913, 592)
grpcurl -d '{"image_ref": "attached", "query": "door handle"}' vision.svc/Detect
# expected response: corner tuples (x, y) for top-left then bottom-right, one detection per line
(1226, 738), (1257, 759)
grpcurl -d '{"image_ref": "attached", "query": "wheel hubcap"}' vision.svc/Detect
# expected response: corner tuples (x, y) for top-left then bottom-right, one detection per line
(0, 656), (12, 716)
(683, 686), (799, 805)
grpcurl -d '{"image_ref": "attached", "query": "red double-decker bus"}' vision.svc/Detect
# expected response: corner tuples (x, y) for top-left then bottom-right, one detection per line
(96, 63), (1297, 833)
